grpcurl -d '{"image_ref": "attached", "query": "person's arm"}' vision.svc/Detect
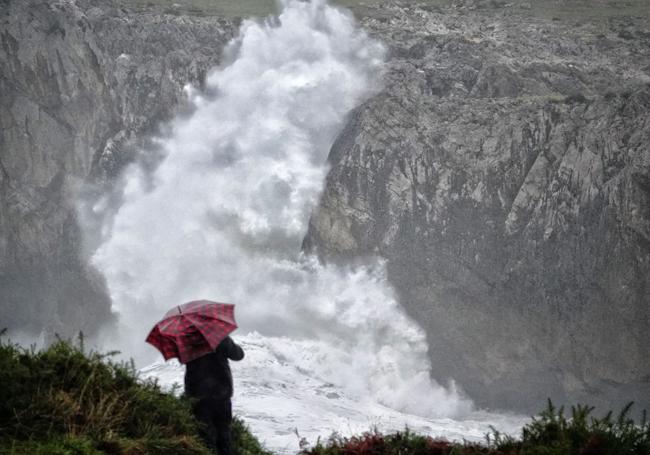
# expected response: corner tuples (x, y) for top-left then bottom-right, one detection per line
(222, 336), (245, 361)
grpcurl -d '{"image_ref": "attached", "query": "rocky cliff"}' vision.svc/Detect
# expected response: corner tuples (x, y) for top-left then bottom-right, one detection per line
(2, 0), (649, 413)
(0, 0), (236, 338)
(304, 1), (650, 411)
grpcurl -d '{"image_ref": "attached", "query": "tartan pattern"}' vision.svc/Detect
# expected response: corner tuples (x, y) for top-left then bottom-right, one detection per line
(146, 300), (237, 364)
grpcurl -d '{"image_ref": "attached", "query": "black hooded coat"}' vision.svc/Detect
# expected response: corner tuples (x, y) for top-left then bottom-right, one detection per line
(184, 336), (245, 399)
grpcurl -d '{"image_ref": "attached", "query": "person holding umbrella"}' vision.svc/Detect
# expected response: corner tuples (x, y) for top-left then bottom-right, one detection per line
(146, 300), (245, 455)
(185, 334), (244, 455)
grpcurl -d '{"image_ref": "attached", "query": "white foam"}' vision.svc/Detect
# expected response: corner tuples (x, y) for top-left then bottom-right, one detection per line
(91, 0), (486, 428)
(141, 333), (525, 454)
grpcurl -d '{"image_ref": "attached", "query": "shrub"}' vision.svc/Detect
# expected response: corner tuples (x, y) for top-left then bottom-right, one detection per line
(0, 335), (269, 455)
(300, 401), (650, 455)
(519, 400), (650, 455)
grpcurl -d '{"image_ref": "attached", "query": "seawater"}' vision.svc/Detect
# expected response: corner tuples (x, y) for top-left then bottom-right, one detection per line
(90, 0), (523, 438)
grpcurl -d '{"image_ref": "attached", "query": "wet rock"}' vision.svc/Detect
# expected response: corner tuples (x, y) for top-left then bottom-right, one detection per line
(0, 0), (236, 338)
(306, 2), (650, 412)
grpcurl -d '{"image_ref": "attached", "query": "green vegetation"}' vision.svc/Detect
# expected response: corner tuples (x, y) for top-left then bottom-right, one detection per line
(117, 0), (404, 18)
(516, 0), (650, 22)
(0, 335), (271, 455)
(120, 0), (279, 18)
(233, 419), (273, 455)
(1, 334), (648, 454)
(300, 401), (650, 455)
(118, 0), (650, 20)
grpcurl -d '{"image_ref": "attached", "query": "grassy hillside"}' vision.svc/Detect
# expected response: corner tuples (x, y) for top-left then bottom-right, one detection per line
(0, 335), (271, 455)
(1, 335), (648, 454)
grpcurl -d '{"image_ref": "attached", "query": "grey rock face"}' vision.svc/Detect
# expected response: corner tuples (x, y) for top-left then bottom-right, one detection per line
(0, 0), (236, 337)
(305, 3), (650, 411)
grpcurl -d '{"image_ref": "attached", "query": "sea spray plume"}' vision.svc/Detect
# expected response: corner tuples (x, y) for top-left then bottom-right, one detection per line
(91, 0), (472, 418)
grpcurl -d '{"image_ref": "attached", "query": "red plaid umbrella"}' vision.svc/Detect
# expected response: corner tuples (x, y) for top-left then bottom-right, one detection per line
(145, 300), (237, 364)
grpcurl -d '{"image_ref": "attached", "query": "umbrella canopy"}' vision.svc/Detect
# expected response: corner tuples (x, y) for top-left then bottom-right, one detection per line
(146, 300), (237, 364)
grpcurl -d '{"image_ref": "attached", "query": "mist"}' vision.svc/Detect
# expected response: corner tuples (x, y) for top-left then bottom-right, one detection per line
(89, 0), (472, 418)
